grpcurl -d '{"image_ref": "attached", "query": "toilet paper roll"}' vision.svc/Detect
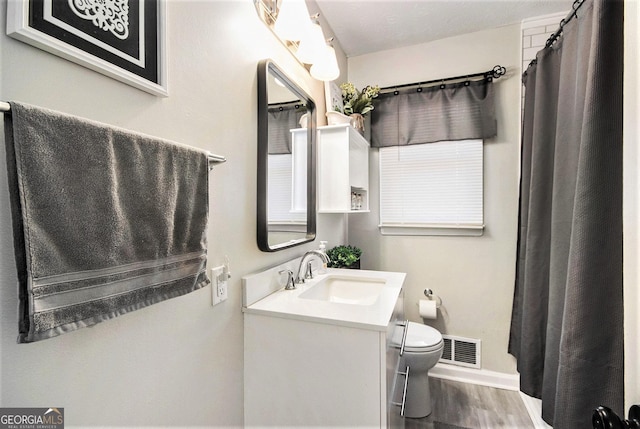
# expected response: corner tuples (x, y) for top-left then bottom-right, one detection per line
(419, 299), (438, 319)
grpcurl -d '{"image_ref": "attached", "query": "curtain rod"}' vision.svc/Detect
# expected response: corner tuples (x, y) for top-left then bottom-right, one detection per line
(268, 100), (306, 109)
(378, 65), (506, 95)
(525, 0), (586, 72)
(0, 101), (226, 166)
(545, 0), (586, 48)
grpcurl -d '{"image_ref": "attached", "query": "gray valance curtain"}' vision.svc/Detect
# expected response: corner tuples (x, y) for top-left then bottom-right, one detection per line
(370, 79), (496, 147)
(508, 0), (624, 427)
(268, 102), (306, 154)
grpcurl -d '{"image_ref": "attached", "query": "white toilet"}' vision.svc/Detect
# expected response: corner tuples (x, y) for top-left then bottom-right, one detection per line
(399, 322), (444, 418)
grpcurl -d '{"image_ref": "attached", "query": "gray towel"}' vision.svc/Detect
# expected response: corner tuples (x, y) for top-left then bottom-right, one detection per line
(4, 102), (210, 343)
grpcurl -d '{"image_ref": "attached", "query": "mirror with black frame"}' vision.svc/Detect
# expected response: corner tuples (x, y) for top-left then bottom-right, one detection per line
(257, 59), (316, 252)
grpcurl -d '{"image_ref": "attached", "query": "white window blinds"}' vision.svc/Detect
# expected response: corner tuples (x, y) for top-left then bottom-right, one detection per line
(379, 139), (484, 236)
(267, 154), (306, 223)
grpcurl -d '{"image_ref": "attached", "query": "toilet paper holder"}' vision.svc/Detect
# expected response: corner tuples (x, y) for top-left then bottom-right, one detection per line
(423, 288), (443, 308)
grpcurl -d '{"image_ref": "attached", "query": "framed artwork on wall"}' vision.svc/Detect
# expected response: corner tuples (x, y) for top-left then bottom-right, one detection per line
(7, 0), (167, 96)
(324, 81), (343, 113)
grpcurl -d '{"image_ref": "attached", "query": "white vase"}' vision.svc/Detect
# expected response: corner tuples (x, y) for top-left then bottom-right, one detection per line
(326, 111), (351, 125)
(299, 113), (309, 128)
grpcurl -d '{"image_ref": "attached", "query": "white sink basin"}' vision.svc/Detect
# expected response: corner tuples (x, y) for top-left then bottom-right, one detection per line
(243, 266), (406, 331)
(299, 275), (386, 305)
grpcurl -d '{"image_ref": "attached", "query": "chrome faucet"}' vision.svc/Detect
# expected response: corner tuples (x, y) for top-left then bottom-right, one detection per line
(295, 250), (330, 284)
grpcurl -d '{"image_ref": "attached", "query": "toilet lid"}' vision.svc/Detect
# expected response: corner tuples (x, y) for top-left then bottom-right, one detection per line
(404, 322), (443, 351)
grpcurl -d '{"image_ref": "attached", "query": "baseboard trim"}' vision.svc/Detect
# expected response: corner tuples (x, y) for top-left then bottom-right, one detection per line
(429, 363), (520, 391)
(429, 363), (553, 427)
(519, 392), (553, 429)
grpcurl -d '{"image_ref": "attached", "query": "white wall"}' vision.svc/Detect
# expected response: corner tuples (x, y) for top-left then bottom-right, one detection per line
(347, 24), (522, 374)
(0, 1), (344, 426)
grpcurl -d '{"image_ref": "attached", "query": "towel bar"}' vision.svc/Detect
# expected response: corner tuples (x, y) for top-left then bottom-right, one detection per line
(0, 101), (226, 166)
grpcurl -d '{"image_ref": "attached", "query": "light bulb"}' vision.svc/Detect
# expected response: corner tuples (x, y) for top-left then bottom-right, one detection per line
(273, 0), (311, 41)
(296, 22), (326, 64)
(310, 44), (340, 81)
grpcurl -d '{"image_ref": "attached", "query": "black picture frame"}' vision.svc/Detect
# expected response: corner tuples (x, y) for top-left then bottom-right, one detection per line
(7, 0), (167, 96)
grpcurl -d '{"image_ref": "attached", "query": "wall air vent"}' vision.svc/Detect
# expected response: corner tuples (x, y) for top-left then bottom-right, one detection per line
(440, 335), (481, 369)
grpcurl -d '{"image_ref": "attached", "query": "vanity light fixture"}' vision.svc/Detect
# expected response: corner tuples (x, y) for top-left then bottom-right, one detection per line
(254, 0), (341, 82)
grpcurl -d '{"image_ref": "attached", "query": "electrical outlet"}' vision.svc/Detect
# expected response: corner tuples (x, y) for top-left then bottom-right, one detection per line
(211, 266), (227, 305)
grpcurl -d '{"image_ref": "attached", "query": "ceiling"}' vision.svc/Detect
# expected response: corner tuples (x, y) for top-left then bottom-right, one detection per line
(314, 0), (573, 57)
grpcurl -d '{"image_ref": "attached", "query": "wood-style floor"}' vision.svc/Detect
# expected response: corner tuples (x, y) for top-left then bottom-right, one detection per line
(403, 378), (535, 429)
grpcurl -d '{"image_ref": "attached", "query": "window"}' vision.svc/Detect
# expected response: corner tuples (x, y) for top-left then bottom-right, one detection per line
(379, 139), (484, 236)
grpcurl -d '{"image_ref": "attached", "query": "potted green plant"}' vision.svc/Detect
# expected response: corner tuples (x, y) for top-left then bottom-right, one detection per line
(338, 83), (380, 133)
(326, 245), (362, 269)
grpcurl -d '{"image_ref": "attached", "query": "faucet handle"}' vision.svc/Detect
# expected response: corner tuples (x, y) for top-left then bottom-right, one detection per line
(279, 269), (296, 290)
(305, 261), (314, 280)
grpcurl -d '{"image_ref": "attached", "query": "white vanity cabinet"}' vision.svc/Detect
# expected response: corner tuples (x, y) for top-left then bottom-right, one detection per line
(317, 124), (370, 213)
(243, 273), (405, 428)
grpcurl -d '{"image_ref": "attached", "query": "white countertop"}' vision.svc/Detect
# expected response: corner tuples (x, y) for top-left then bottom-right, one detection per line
(243, 268), (405, 331)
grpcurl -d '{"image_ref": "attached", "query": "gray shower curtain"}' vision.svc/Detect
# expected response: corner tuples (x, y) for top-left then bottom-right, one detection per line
(508, 0), (624, 427)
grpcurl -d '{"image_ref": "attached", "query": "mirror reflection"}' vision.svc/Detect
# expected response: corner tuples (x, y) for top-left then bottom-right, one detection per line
(257, 60), (316, 251)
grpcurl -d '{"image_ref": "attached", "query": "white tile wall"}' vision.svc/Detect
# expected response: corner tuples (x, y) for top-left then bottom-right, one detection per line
(521, 12), (567, 106)
(521, 13), (567, 72)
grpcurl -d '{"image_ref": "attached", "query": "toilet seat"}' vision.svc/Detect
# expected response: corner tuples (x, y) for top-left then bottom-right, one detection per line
(403, 322), (443, 353)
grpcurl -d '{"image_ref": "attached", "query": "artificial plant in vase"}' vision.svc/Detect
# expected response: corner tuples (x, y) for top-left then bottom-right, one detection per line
(338, 83), (380, 132)
(326, 245), (362, 269)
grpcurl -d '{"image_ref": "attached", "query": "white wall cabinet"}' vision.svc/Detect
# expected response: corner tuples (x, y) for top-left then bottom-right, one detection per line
(290, 128), (308, 212)
(317, 124), (370, 213)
